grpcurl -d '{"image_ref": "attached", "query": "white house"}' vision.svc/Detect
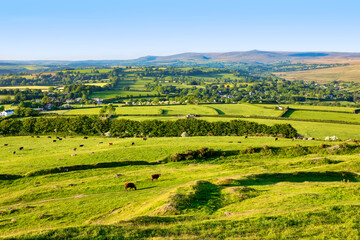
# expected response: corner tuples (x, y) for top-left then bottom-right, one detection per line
(0, 109), (15, 117)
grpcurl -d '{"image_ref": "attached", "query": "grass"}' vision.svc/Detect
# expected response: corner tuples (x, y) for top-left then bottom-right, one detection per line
(274, 62), (360, 83)
(257, 103), (358, 113)
(0, 135), (360, 239)
(204, 104), (282, 116)
(90, 90), (156, 99)
(0, 86), (52, 91)
(287, 110), (360, 123)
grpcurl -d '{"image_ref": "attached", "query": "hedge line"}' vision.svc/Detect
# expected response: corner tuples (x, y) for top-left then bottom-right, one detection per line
(0, 116), (298, 138)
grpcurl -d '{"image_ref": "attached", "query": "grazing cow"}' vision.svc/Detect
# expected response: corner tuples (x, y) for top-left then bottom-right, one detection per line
(48, 136), (51, 138)
(13, 151), (16, 155)
(99, 142), (103, 144)
(275, 137), (278, 141)
(109, 143), (113, 146)
(4, 144), (8, 146)
(228, 141), (233, 143)
(151, 174), (161, 182)
(124, 182), (137, 191)
(71, 154), (76, 156)
(143, 138), (147, 141)
(83, 137), (88, 139)
(36, 136), (40, 138)
(237, 141), (241, 143)
(59, 138), (62, 140)
(30, 136), (34, 138)
(245, 136), (248, 139)
(73, 148), (77, 151)
(53, 140), (57, 142)
(79, 144), (84, 147)
(131, 142), (135, 146)
(19, 147), (24, 150)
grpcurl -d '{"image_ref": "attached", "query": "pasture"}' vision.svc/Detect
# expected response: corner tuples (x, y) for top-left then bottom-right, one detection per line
(0, 136), (360, 239)
(287, 110), (360, 124)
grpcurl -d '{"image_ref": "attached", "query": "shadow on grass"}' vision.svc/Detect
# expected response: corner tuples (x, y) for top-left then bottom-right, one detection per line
(0, 161), (158, 179)
(137, 186), (156, 191)
(238, 171), (359, 186)
(0, 174), (22, 180)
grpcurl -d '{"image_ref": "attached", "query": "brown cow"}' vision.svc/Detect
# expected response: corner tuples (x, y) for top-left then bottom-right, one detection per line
(151, 174), (161, 182)
(109, 143), (113, 146)
(124, 182), (137, 191)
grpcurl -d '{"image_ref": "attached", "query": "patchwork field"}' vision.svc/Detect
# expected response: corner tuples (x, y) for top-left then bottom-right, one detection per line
(0, 136), (360, 239)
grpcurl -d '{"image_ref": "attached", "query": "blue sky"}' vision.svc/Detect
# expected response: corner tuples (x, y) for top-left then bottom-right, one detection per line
(1, 0), (360, 60)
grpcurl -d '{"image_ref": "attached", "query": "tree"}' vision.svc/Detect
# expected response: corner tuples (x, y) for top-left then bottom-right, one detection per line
(99, 104), (116, 118)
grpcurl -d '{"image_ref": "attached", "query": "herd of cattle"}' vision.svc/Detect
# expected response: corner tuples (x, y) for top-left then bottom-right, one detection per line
(2, 135), (159, 191)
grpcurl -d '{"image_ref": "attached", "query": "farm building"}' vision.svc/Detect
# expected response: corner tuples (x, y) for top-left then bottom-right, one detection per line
(0, 109), (15, 117)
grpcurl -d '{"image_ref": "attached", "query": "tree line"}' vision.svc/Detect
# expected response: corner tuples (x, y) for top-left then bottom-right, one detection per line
(0, 117), (297, 138)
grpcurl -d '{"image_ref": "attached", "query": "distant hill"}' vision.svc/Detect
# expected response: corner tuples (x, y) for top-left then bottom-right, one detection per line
(2, 50), (360, 67)
(133, 50), (360, 65)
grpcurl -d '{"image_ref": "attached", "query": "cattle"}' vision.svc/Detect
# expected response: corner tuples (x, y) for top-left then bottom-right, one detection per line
(90, 152), (95, 154)
(245, 136), (248, 139)
(48, 136), (51, 138)
(124, 182), (137, 191)
(143, 138), (147, 141)
(36, 136), (40, 138)
(228, 141), (233, 143)
(275, 137), (278, 141)
(13, 151), (16, 155)
(71, 154), (77, 156)
(59, 138), (62, 140)
(79, 144), (84, 147)
(4, 144), (8, 147)
(73, 148), (77, 151)
(30, 136), (34, 138)
(83, 137), (88, 139)
(109, 143), (113, 146)
(19, 147), (24, 150)
(53, 140), (57, 142)
(237, 141), (241, 143)
(151, 174), (161, 182)
(131, 142), (135, 146)
(99, 142), (103, 144)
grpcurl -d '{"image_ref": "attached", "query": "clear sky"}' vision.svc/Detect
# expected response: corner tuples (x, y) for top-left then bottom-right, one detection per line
(1, 0), (360, 60)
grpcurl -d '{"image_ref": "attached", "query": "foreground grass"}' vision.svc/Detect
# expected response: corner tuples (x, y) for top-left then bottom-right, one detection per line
(0, 135), (360, 239)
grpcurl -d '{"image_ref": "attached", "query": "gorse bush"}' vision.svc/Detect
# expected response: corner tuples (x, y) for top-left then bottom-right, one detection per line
(0, 116), (298, 138)
(167, 148), (224, 162)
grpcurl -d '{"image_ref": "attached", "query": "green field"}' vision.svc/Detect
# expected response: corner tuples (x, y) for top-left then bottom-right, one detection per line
(0, 86), (52, 91)
(1, 136), (360, 239)
(204, 104), (282, 116)
(90, 90), (156, 99)
(258, 104), (358, 113)
(287, 110), (360, 123)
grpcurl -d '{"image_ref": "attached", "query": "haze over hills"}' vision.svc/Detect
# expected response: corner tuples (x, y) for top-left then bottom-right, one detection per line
(2, 50), (360, 67)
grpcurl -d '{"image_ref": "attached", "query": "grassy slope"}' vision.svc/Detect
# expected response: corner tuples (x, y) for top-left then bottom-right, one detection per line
(273, 62), (360, 83)
(0, 136), (360, 239)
